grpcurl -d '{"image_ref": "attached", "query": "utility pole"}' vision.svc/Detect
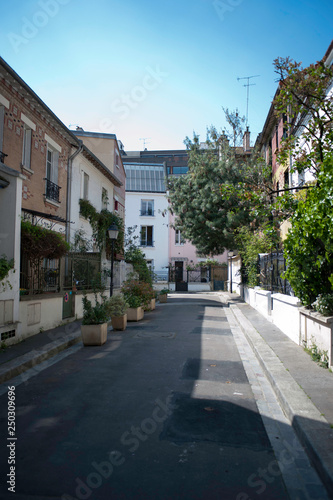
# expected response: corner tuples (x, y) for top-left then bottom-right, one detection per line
(237, 75), (260, 128)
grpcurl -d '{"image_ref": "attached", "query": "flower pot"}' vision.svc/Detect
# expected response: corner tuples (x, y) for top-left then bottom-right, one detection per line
(159, 294), (167, 303)
(150, 298), (156, 310)
(111, 314), (127, 331)
(127, 306), (144, 321)
(81, 323), (108, 346)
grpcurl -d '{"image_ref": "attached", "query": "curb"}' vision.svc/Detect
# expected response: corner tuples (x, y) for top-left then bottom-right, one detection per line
(229, 302), (333, 498)
(0, 333), (82, 385)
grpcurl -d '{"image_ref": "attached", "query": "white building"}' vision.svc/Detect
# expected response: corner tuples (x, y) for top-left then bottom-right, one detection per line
(124, 163), (169, 280)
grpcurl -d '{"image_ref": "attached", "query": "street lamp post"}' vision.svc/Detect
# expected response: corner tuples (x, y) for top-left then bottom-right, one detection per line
(228, 251), (234, 293)
(108, 223), (119, 297)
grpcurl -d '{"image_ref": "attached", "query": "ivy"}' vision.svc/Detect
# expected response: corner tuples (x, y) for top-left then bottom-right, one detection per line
(21, 220), (70, 265)
(79, 199), (124, 256)
(0, 255), (14, 282)
(235, 226), (277, 287)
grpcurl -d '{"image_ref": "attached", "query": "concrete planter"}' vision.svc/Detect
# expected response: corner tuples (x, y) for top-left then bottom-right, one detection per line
(159, 294), (167, 303)
(81, 323), (108, 346)
(145, 298), (156, 311)
(111, 314), (127, 331)
(127, 306), (144, 322)
(300, 307), (333, 368)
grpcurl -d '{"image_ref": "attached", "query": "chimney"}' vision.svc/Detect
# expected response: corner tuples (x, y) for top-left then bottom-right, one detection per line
(243, 127), (250, 152)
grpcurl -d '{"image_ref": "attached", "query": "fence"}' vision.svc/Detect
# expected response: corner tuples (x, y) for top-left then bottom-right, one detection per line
(20, 254), (61, 295)
(63, 253), (101, 290)
(258, 252), (292, 296)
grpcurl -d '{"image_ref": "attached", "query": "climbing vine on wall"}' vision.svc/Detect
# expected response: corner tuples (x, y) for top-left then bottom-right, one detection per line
(79, 199), (124, 256)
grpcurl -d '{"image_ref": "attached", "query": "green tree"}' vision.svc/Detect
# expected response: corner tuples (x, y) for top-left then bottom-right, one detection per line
(274, 56), (333, 178)
(283, 155), (333, 306)
(168, 126), (273, 255)
(273, 57), (333, 305)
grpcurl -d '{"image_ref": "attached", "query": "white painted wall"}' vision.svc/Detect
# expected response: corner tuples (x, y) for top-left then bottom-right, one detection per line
(125, 191), (169, 278)
(0, 165), (23, 342)
(70, 153), (116, 248)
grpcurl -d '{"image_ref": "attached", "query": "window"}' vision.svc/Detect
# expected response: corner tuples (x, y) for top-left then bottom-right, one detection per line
(45, 146), (60, 202)
(114, 199), (119, 212)
(22, 127), (32, 170)
(102, 187), (108, 209)
(140, 226), (153, 247)
(175, 229), (184, 245)
(0, 105), (4, 155)
(82, 172), (89, 200)
(141, 200), (154, 216)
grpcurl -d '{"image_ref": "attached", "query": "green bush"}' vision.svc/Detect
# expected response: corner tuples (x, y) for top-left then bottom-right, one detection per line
(283, 159), (333, 306)
(121, 279), (154, 308)
(105, 294), (129, 317)
(82, 294), (109, 325)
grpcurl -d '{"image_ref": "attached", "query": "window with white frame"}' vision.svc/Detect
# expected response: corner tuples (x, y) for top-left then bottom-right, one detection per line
(82, 172), (89, 200)
(45, 145), (60, 202)
(175, 229), (185, 245)
(141, 199), (154, 216)
(140, 226), (153, 247)
(102, 187), (108, 209)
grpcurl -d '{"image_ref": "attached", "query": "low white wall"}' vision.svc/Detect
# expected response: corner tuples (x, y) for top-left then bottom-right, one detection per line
(17, 291), (100, 344)
(188, 283), (211, 292)
(271, 293), (301, 345)
(300, 308), (333, 368)
(238, 286), (332, 367)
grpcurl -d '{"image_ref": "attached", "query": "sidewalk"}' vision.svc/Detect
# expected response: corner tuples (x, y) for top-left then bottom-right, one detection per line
(221, 291), (333, 497)
(1, 292), (333, 495)
(0, 320), (82, 384)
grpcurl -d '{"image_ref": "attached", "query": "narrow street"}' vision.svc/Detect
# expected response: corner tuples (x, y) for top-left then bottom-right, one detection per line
(0, 293), (327, 500)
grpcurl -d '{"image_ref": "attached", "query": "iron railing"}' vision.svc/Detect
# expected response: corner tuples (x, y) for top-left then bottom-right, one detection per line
(0, 151), (8, 163)
(44, 178), (61, 203)
(258, 252), (292, 295)
(20, 254), (60, 295)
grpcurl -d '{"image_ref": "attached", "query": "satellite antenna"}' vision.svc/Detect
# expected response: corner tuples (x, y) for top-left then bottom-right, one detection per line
(140, 138), (150, 150)
(237, 75), (260, 127)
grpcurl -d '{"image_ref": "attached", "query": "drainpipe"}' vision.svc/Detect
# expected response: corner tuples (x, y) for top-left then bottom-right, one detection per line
(66, 140), (83, 245)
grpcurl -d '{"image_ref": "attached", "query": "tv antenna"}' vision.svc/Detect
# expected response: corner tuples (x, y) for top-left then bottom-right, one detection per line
(140, 138), (150, 150)
(237, 75), (260, 127)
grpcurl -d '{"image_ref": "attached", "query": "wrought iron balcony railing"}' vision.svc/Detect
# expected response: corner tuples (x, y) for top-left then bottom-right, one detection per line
(44, 178), (61, 203)
(0, 151), (8, 163)
(140, 210), (155, 216)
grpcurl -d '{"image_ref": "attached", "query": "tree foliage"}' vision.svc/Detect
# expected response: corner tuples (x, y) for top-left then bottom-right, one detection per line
(274, 56), (333, 177)
(283, 155), (333, 306)
(273, 56), (333, 306)
(168, 126), (274, 256)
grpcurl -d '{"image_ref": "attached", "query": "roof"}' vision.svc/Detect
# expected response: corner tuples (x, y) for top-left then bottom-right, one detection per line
(74, 130), (117, 140)
(0, 57), (80, 147)
(81, 145), (122, 187)
(124, 163), (166, 193)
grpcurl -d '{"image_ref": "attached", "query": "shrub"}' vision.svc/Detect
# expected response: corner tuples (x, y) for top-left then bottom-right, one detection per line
(121, 279), (154, 308)
(82, 294), (109, 325)
(105, 294), (129, 317)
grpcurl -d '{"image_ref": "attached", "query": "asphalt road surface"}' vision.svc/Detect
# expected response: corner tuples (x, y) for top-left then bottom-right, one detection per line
(0, 293), (318, 499)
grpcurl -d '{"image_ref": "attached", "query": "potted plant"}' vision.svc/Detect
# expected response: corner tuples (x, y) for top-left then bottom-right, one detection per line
(159, 288), (170, 303)
(106, 293), (129, 331)
(121, 279), (149, 321)
(81, 294), (109, 346)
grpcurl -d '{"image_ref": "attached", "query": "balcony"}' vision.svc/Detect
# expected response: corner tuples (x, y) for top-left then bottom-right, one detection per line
(140, 240), (154, 247)
(140, 210), (155, 216)
(0, 151), (8, 163)
(44, 178), (61, 203)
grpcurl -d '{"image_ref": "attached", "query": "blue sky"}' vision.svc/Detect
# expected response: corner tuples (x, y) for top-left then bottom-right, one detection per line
(1, 0), (332, 150)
